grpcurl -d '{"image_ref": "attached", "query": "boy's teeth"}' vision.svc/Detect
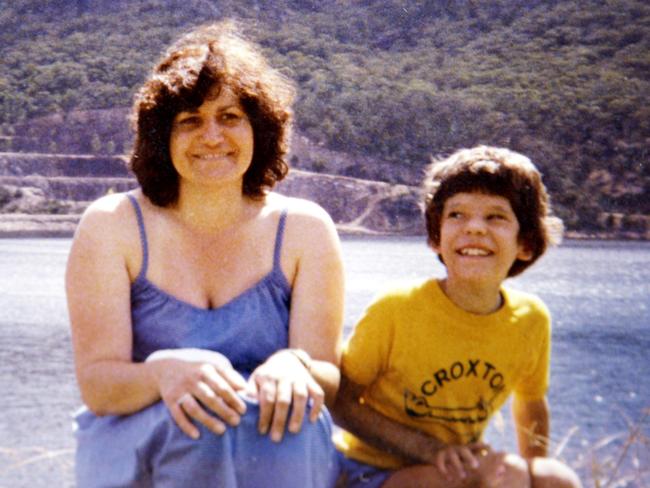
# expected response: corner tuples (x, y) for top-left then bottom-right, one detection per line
(459, 248), (489, 256)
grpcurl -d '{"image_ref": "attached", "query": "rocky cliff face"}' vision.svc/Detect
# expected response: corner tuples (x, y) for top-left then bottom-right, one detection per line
(4, 107), (420, 185)
(2, 107), (647, 239)
(0, 152), (424, 237)
(1, 107), (426, 237)
(278, 170), (422, 234)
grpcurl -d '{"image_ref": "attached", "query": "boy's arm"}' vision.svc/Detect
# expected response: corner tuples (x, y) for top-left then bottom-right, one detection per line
(333, 374), (481, 466)
(512, 396), (550, 458)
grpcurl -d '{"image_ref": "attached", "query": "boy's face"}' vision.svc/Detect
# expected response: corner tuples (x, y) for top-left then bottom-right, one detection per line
(433, 192), (533, 287)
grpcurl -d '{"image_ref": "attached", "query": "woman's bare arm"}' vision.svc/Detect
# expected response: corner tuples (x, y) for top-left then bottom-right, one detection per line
(66, 194), (160, 414)
(67, 194), (247, 439)
(250, 198), (345, 441)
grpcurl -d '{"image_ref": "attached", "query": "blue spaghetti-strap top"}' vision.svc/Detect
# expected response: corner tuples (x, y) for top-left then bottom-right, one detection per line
(75, 195), (340, 488)
(126, 194), (292, 373)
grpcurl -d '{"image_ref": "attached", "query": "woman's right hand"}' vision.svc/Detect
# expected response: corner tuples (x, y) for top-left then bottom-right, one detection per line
(146, 348), (248, 439)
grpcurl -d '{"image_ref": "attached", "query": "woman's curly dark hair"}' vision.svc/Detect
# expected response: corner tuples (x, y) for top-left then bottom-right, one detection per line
(423, 146), (563, 277)
(129, 21), (295, 206)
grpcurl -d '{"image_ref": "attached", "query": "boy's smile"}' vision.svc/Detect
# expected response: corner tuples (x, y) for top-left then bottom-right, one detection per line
(434, 192), (532, 310)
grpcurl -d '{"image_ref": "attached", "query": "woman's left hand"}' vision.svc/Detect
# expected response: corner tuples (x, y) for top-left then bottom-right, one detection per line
(247, 349), (324, 442)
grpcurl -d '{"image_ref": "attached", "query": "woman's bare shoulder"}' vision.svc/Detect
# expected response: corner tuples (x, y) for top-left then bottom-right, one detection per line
(265, 192), (334, 224)
(82, 191), (135, 218)
(265, 193), (340, 253)
(74, 191), (141, 244)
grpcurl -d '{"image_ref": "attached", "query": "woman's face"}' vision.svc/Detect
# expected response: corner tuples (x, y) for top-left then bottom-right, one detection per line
(169, 85), (254, 190)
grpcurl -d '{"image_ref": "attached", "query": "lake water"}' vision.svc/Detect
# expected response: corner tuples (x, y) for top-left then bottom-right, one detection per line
(0, 237), (648, 487)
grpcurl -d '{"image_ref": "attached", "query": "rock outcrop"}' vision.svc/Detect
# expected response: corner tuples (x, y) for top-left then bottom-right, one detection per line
(5, 108), (647, 240)
(0, 152), (424, 237)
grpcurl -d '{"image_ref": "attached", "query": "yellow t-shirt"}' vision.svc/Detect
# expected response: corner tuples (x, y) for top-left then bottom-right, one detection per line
(335, 279), (551, 469)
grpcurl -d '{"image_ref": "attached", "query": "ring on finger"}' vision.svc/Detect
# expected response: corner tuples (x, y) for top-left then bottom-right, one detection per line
(177, 393), (193, 407)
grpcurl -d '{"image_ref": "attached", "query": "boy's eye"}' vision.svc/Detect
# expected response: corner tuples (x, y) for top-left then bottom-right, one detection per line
(487, 213), (507, 221)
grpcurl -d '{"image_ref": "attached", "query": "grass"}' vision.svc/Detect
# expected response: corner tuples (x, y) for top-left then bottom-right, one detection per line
(558, 408), (650, 488)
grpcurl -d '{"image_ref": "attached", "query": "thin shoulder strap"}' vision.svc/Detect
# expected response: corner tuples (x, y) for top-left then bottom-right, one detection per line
(272, 208), (289, 271)
(126, 193), (149, 280)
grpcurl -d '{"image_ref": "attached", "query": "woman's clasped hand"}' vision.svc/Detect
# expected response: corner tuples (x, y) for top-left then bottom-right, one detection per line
(146, 348), (248, 439)
(249, 348), (325, 441)
(145, 347), (324, 442)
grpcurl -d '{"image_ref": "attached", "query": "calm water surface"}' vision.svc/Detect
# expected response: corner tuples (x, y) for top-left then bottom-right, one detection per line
(1, 237), (648, 486)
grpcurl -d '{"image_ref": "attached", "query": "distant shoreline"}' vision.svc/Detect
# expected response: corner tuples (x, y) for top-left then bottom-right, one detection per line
(0, 213), (648, 241)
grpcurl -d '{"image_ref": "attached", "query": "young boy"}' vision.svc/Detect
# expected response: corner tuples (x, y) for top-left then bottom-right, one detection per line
(333, 146), (581, 487)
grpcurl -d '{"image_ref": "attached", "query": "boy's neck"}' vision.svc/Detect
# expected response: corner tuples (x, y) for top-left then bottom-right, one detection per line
(438, 278), (503, 315)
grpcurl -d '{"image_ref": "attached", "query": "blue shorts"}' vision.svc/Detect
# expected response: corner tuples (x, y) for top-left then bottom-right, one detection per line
(337, 452), (393, 488)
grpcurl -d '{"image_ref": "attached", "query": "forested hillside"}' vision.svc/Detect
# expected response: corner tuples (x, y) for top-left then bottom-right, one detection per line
(1, 0), (648, 235)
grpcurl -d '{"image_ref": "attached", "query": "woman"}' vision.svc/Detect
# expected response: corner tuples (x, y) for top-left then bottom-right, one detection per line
(66, 21), (344, 487)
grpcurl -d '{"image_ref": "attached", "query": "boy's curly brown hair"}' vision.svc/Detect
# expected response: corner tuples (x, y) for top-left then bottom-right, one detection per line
(423, 145), (563, 277)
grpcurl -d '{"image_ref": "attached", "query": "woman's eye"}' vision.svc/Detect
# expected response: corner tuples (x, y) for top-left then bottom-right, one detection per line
(446, 211), (462, 219)
(176, 116), (201, 126)
(220, 112), (242, 124)
(487, 214), (507, 221)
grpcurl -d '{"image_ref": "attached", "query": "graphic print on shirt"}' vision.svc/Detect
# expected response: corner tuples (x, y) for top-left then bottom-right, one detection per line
(403, 358), (506, 441)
